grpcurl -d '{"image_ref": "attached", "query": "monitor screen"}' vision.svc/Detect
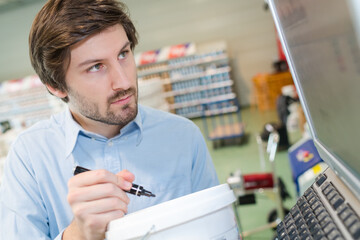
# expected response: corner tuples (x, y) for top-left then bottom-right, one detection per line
(269, 0), (360, 196)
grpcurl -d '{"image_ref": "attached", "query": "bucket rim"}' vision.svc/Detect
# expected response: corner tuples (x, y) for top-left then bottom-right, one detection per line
(106, 184), (236, 239)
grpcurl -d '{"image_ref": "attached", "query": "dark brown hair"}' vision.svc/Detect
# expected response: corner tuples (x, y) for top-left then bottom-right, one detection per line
(29, 0), (138, 102)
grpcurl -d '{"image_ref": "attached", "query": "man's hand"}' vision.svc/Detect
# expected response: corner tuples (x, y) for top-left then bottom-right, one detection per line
(62, 169), (135, 240)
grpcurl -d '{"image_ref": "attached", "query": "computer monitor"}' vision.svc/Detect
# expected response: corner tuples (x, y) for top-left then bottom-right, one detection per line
(269, 0), (360, 199)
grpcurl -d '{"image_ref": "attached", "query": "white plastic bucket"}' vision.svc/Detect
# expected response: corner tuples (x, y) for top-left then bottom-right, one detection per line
(106, 184), (239, 240)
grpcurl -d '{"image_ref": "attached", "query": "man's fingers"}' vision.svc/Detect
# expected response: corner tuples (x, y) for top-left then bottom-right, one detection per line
(67, 182), (130, 205)
(72, 197), (129, 218)
(69, 169), (133, 191)
(117, 169), (135, 182)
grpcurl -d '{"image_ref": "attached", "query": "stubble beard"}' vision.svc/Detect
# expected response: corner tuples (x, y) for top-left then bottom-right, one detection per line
(68, 87), (138, 128)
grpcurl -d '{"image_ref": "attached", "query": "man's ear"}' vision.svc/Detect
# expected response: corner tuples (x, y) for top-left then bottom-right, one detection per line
(46, 84), (68, 99)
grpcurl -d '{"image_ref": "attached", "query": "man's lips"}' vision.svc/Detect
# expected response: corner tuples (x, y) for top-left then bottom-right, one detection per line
(111, 94), (133, 105)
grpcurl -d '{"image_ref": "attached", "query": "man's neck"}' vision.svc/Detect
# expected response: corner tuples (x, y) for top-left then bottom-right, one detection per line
(70, 111), (122, 139)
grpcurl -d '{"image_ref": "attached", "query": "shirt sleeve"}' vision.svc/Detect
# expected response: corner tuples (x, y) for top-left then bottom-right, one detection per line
(0, 137), (60, 239)
(190, 125), (219, 192)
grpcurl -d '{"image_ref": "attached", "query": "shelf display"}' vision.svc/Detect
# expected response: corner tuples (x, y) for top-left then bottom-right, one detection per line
(0, 75), (65, 129)
(136, 43), (239, 118)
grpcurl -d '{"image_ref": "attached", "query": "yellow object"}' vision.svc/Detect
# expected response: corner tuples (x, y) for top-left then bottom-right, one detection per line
(312, 163), (323, 174)
(252, 72), (294, 111)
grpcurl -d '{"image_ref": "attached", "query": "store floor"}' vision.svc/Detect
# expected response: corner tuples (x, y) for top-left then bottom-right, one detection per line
(192, 106), (302, 240)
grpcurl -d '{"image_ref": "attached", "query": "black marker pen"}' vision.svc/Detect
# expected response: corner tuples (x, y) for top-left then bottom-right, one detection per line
(73, 166), (156, 197)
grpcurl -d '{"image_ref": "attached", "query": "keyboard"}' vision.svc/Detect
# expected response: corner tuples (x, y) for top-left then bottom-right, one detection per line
(276, 168), (360, 240)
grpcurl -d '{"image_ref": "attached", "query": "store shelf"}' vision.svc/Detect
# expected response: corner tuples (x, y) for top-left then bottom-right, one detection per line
(138, 54), (228, 78)
(0, 76), (65, 128)
(168, 66), (231, 84)
(136, 44), (239, 119)
(164, 80), (233, 98)
(170, 93), (236, 109)
(178, 99), (239, 119)
(203, 105), (239, 117)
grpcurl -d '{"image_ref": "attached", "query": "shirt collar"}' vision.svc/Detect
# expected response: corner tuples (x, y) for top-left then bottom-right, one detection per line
(64, 105), (144, 158)
(64, 107), (82, 158)
(121, 105), (143, 145)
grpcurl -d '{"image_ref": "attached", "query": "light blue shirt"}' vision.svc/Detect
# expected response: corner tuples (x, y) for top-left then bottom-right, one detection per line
(0, 104), (219, 239)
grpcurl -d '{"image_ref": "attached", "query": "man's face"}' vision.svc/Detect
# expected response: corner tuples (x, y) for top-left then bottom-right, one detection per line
(64, 24), (138, 128)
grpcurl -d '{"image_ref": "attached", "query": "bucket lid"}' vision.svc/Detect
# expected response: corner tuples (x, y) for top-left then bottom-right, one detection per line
(106, 184), (236, 239)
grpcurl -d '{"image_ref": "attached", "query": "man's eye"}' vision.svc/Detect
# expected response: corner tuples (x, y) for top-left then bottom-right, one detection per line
(88, 63), (102, 73)
(119, 50), (129, 59)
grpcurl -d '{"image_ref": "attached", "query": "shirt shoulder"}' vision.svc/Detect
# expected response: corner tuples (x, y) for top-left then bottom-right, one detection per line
(139, 105), (198, 130)
(12, 111), (66, 144)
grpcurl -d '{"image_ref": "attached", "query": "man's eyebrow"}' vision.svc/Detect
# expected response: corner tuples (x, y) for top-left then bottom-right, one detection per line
(77, 41), (131, 68)
(119, 41), (131, 52)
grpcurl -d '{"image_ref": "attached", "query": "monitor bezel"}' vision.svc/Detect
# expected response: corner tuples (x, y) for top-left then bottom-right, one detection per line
(268, 0), (360, 198)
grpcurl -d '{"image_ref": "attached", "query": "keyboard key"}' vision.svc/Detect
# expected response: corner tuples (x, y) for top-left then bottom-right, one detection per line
(315, 174), (327, 186)
(330, 195), (344, 210)
(311, 200), (322, 211)
(312, 229), (326, 240)
(306, 191), (316, 201)
(297, 196), (307, 208)
(335, 203), (348, 214)
(324, 186), (335, 196)
(279, 235), (290, 240)
(309, 195), (319, 205)
(278, 227), (287, 239)
(284, 213), (292, 221)
(301, 206), (311, 216)
(314, 205), (326, 216)
(322, 222), (336, 234)
(288, 227), (298, 238)
(344, 214), (358, 229)
(319, 216), (333, 227)
(309, 223), (321, 233)
(295, 217), (305, 228)
(299, 229), (311, 240)
(339, 208), (353, 221)
(293, 213), (302, 224)
(304, 187), (314, 198)
(317, 211), (329, 221)
(300, 234), (311, 240)
(315, 174), (327, 187)
(288, 223), (296, 231)
(321, 182), (331, 193)
(290, 205), (299, 215)
(304, 210), (314, 220)
(327, 229), (342, 240)
(285, 219), (294, 228)
(306, 216), (317, 228)
(348, 219), (360, 239)
(284, 215), (293, 227)
(297, 222), (307, 233)
(293, 210), (301, 221)
(326, 190), (337, 201)
(277, 221), (284, 230)
(334, 236), (345, 240)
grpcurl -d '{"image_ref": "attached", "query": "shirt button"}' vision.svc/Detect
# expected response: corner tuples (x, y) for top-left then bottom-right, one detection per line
(108, 141), (113, 147)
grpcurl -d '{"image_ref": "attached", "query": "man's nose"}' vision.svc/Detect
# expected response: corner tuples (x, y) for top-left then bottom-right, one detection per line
(109, 64), (132, 91)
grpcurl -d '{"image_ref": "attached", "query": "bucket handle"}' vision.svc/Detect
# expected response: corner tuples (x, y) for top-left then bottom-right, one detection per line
(141, 225), (155, 240)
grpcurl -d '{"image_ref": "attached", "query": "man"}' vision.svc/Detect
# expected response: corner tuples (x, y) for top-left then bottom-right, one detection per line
(0, 0), (219, 239)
